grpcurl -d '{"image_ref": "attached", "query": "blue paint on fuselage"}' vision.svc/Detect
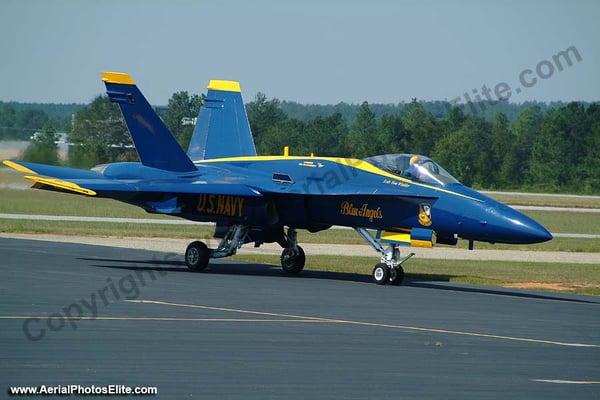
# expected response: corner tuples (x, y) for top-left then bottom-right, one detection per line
(193, 158), (552, 245)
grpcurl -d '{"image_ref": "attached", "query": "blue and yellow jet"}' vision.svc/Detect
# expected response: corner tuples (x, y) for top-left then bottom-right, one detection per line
(3, 72), (552, 285)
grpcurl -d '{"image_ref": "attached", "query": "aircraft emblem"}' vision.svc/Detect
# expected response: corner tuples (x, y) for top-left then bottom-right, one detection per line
(418, 203), (432, 227)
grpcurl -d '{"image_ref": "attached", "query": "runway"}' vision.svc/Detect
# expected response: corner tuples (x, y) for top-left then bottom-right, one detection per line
(1, 238), (599, 399)
(4, 233), (600, 264)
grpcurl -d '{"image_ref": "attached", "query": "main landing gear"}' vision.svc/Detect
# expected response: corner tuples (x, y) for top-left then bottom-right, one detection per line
(185, 224), (249, 271)
(280, 227), (305, 274)
(354, 228), (414, 285)
(184, 225), (306, 275)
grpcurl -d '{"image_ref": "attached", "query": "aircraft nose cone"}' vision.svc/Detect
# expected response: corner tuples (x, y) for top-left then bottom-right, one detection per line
(511, 216), (553, 243)
(488, 206), (553, 244)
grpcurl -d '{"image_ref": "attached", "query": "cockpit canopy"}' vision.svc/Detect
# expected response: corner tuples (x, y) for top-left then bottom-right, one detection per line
(364, 153), (459, 186)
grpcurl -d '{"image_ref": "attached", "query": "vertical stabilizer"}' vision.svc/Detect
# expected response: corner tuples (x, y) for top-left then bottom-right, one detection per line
(187, 80), (257, 160)
(102, 71), (196, 172)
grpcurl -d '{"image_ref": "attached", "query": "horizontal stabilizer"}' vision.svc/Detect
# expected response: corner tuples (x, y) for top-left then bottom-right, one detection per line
(24, 175), (97, 196)
(102, 71), (197, 173)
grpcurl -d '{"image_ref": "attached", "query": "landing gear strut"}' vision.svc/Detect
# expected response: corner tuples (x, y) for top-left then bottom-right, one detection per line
(185, 225), (249, 271)
(280, 227), (305, 274)
(354, 228), (414, 285)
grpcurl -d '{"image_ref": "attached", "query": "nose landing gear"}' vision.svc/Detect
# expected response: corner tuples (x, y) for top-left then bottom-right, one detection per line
(354, 228), (414, 285)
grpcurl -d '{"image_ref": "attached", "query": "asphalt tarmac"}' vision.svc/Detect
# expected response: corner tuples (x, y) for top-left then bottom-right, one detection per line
(0, 238), (599, 399)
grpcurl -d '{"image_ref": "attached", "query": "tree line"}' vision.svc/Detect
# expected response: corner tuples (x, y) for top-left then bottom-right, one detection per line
(10, 93), (600, 194)
(0, 101), (79, 140)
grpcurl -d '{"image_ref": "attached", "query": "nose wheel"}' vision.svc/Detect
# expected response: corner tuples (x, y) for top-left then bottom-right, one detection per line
(372, 263), (405, 285)
(354, 228), (413, 286)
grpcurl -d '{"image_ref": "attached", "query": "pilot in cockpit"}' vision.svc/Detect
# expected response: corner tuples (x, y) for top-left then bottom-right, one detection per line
(405, 155), (424, 180)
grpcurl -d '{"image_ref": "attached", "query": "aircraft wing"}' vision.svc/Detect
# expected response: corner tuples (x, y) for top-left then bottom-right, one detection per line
(4, 160), (261, 197)
(24, 176), (262, 197)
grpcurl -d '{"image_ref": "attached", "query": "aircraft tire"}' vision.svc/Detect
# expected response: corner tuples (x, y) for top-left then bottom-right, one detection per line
(281, 245), (305, 274)
(372, 263), (390, 285)
(185, 241), (210, 271)
(389, 266), (405, 286)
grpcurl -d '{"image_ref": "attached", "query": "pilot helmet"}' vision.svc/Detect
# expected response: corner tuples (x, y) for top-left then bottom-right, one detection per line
(409, 155), (422, 166)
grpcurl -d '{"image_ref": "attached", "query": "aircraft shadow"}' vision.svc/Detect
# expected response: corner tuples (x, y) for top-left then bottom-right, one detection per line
(79, 257), (598, 304)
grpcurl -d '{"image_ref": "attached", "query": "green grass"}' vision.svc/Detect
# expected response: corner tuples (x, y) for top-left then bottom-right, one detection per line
(487, 192), (600, 209)
(523, 211), (600, 234)
(0, 219), (215, 238)
(231, 254), (600, 296)
(0, 168), (25, 185)
(0, 187), (168, 219)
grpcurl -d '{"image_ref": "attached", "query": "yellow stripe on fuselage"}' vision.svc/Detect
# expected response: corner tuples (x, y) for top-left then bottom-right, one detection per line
(195, 155), (481, 202)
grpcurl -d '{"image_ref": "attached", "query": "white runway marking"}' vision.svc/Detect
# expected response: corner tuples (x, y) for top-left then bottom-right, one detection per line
(532, 379), (600, 384)
(127, 300), (600, 348)
(0, 315), (332, 323)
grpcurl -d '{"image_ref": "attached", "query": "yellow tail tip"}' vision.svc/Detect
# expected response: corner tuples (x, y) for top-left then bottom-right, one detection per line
(101, 71), (135, 85)
(207, 80), (241, 92)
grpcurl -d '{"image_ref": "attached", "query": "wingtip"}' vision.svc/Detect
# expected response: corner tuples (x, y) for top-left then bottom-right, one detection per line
(101, 71), (135, 85)
(207, 80), (241, 92)
(3, 159), (38, 175)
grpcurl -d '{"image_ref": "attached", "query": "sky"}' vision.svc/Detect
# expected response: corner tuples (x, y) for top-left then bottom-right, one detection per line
(0, 0), (598, 105)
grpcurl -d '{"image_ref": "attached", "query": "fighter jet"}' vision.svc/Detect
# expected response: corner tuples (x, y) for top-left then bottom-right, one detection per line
(3, 72), (553, 285)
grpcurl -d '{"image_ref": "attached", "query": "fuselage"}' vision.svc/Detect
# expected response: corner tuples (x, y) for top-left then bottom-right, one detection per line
(98, 155), (552, 246)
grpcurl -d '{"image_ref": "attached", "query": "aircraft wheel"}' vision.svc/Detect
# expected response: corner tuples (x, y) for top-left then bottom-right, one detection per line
(389, 266), (405, 286)
(185, 241), (210, 271)
(281, 245), (305, 274)
(372, 263), (390, 285)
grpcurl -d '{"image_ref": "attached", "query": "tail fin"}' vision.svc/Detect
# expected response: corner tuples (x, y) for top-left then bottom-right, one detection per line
(102, 71), (196, 172)
(187, 80), (257, 160)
